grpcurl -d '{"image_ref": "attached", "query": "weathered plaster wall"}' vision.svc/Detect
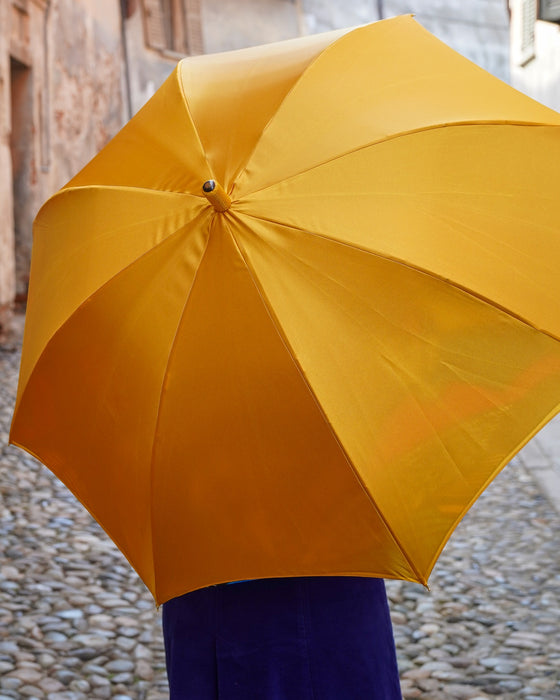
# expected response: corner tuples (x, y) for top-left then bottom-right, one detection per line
(0, 0), (128, 326)
(123, 7), (176, 115)
(0, 0), (16, 335)
(49, 0), (126, 187)
(10, 1), (54, 305)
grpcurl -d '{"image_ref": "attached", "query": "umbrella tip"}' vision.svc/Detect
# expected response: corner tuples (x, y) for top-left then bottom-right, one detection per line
(202, 180), (231, 213)
(203, 180), (216, 193)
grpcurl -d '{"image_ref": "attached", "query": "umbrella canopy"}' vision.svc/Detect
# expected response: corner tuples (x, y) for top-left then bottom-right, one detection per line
(10, 15), (560, 605)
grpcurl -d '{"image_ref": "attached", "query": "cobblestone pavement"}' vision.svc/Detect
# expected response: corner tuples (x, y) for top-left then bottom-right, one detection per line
(1, 323), (560, 699)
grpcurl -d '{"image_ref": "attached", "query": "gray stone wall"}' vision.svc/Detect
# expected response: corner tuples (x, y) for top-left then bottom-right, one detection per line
(300, 0), (510, 82)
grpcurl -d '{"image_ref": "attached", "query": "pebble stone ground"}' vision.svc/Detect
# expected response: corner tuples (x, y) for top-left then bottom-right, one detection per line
(1, 317), (560, 700)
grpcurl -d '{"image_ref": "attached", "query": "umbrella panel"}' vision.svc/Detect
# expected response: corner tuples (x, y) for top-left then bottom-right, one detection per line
(10, 15), (560, 602)
(229, 212), (560, 579)
(16, 189), (205, 402)
(12, 216), (421, 603)
(11, 218), (209, 594)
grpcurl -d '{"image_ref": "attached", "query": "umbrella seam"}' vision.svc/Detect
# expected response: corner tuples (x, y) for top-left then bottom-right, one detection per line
(38, 185), (203, 220)
(15, 208), (210, 408)
(225, 213), (560, 531)
(228, 25), (358, 197)
(223, 214), (428, 586)
(34, 206), (203, 268)
(6, 438), (160, 599)
(230, 213), (453, 364)
(226, 214), (477, 540)
(176, 59), (217, 185)
(230, 16), (412, 197)
(235, 121), (560, 199)
(146, 220), (215, 605)
(424, 399), (560, 580)
(234, 211), (550, 377)
(413, 197), (560, 283)
(236, 210), (560, 346)
(11, 212), (212, 604)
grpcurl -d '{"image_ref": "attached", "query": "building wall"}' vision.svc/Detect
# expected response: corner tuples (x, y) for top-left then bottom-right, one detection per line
(510, 11), (560, 111)
(300, 0), (510, 82)
(123, 6), (175, 115)
(199, 0), (510, 79)
(0, 0), (16, 332)
(48, 0), (127, 185)
(0, 0), (128, 336)
(122, 0), (205, 115)
(0, 0), (195, 336)
(1, 0), (52, 334)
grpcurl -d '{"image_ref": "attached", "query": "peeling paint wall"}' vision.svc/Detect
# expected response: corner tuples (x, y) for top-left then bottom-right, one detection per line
(49, 0), (127, 185)
(0, 1), (16, 335)
(0, 1), (206, 334)
(122, 7), (176, 114)
(0, 0), (129, 335)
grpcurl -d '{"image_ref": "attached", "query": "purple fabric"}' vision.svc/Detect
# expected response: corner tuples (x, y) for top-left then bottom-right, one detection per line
(162, 576), (402, 699)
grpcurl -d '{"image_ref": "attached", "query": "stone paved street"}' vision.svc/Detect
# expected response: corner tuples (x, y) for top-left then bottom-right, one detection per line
(1, 319), (560, 699)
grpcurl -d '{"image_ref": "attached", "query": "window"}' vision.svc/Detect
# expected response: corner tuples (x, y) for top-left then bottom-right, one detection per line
(511, 0), (537, 66)
(142, 0), (202, 55)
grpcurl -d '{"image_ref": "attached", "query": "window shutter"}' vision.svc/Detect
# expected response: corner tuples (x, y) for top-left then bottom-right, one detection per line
(142, 0), (203, 55)
(512, 0), (537, 66)
(142, 0), (167, 50)
(184, 0), (203, 55)
(521, 0), (537, 61)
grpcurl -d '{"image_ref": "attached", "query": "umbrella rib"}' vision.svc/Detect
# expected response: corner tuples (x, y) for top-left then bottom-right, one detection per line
(15, 207), (212, 418)
(48, 184), (206, 208)
(237, 210), (560, 346)
(224, 216), (428, 586)
(229, 23), (357, 196)
(230, 215), (475, 484)
(231, 16), (424, 195)
(59, 184), (204, 197)
(146, 220), (215, 603)
(176, 60), (217, 183)
(235, 120), (559, 199)
(32, 186), (204, 239)
(15, 210), (212, 606)
(424, 400), (560, 581)
(236, 211), (545, 372)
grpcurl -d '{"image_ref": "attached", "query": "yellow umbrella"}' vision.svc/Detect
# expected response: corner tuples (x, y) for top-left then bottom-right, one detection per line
(10, 15), (560, 605)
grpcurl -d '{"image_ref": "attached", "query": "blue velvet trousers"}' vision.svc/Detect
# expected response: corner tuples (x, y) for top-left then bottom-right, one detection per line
(162, 576), (402, 699)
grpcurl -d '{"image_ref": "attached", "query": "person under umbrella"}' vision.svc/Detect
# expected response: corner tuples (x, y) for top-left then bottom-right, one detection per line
(162, 577), (402, 698)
